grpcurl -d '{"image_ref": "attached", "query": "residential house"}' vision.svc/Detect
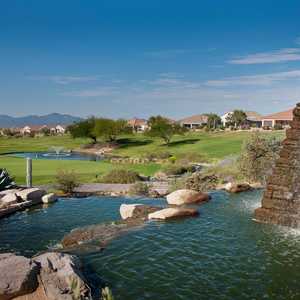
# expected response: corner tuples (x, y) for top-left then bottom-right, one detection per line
(128, 118), (149, 132)
(179, 114), (208, 129)
(50, 124), (66, 134)
(20, 124), (66, 136)
(221, 111), (262, 127)
(20, 126), (33, 135)
(261, 109), (293, 128)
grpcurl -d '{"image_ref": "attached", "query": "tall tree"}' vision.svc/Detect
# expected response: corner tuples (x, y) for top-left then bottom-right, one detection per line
(93, 118), (131, 142)
(147, 116), (186, 145)
(226, 110), (247, 128)
(68, 117), (97, 143)
(206, 113), (221, 130)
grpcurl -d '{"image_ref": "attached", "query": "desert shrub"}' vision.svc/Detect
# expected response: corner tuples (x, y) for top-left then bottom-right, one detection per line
(238, 132), (281, 184)
(101, 169), (141, 183)
(184, 172), (219, 192)
(129, 182), (150, 196)
(162, 164), (194, 176)
(204, 158), (244, 184)
(55, 170), (80, 193)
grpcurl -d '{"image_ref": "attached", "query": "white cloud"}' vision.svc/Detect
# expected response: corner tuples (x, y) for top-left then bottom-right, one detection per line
(205, 70), (300, 87)
(29, 75), (101, 84)
(228, 48), (300, 64)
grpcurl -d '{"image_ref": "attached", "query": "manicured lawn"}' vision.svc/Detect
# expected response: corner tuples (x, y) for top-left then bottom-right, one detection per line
(0, 131), (284, 185)
(0, 135), (88, 154)
(0, 156), (160, 185)
(113, 131), (284, 160)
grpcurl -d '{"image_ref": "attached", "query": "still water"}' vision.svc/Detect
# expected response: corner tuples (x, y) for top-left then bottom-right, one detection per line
(6, 151), (102, 161)
(1, 190), (300, 300)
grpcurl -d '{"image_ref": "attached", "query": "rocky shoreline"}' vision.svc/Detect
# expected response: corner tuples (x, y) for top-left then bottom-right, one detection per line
(0, 188), (57, 219)
(0, 184), (263, 299)
(0, 189), (211, 300)
(0, 252), (95, 300)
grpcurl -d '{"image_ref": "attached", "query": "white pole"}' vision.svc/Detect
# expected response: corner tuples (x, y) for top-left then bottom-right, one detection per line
(26, 158), (32, 188)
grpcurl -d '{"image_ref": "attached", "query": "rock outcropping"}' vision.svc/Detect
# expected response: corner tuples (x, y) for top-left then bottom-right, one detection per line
(0, 252), (92, 300)
(0, 188), (48, 219)
(255, 103), (300, 228)
(0, 253), (40, 300)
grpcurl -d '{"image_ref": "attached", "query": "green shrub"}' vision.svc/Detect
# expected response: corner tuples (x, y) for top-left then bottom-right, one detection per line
(168, 156), (177, 164)
(101, 169), (141, 183)
(55, 170), (80, 193)
(129, 182), (150, 196)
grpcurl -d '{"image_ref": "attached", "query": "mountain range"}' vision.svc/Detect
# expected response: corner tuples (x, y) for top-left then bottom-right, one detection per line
(0, 113), (83, 128)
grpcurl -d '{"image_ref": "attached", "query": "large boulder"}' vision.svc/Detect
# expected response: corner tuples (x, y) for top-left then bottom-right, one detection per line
(16, 188), (46, 202)
(0, 193), (21, 208)
(0, 253), (40, 300)
(166, 189), (210, 205)
(225, 182), (251, 193)
(120, 204), (161, 220)
(0, 189), (20, 199)
(120, 204), (143, 219)
(148, 207), (199, 220)
(34, 252), (91, 300)
(42, 193), (58, 204)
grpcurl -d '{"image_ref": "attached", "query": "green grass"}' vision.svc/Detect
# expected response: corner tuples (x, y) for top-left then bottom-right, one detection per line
(0, 156), (160, 185)
(0, 131), (284, 185)
(0, 135), (88, 154)
(113, 131), (284, 160)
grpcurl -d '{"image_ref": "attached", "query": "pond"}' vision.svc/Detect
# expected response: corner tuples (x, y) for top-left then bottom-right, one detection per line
(1, 191), (300, 300)
(6, 151), (103, 161)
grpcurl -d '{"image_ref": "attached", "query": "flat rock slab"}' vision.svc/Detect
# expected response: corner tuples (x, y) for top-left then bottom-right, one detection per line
(0, 253), (40, 300)
(166, 189), (210, 205)
(120, 204), (161, 220)
(148, 207), (199, 220)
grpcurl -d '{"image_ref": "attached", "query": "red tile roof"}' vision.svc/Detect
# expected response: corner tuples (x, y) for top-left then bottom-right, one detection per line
(128, 118), (148, 127)
(179, 114), (208, 124)
(262, 109), (293, 121)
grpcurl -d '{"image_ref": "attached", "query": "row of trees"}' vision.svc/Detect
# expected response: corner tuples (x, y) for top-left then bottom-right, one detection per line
(205, 110), (248, 130)
(68, 117), (131, 143)
(68, 110), (249, 144)
(68, 116), (187, 145)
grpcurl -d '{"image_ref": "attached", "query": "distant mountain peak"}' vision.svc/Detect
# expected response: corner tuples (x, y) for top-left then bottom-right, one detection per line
(0, 113), (83, 128)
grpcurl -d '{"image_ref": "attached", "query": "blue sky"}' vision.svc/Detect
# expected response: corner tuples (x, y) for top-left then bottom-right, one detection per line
(1, 0), (300, 118)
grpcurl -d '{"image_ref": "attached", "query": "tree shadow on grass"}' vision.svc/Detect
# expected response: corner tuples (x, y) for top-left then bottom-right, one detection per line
(116, 138), (153, 149)
(167, 138), (200, 147)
